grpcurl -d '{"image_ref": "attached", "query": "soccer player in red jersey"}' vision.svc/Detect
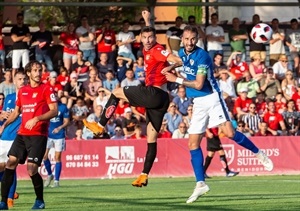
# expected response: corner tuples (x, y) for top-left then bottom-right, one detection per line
(84, 10), (182, 187)
(0, 61), (58, 210)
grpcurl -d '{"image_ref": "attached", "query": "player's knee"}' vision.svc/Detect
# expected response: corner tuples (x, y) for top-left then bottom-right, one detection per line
(6, 157), (18, 169)
(27, 163), (38, 176)
(225, 130), (235, 139)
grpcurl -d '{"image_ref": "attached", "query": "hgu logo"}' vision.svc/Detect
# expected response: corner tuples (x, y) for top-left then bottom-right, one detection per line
(106, 146), (135, 175)
(222, 144), (235, 165)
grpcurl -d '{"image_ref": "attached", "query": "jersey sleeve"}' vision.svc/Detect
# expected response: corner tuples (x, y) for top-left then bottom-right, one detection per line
(63, 105), (70, 119)
(16, 89), (22, 107)
(44, 85), (57, 104)
(153, 46), (170, 62)
(196, 55), (210, 75)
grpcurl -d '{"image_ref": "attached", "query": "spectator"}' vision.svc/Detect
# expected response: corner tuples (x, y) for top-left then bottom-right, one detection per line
(247, 14), (266, 63)
(233, 87), (253, 120)
(165, 16), (183, 56)
(96, 18), (117, 67)
(59, 22), (78, 71)
(254, 121), (275, 136)
(157, 119), (172, 138)
(96, 52), (114, 80)
(172, 122), (189, 138)
(102, 70), (120, 92)
(218, 69), (237, 99)
(281, 69), (298, 101)
(72, 50), (91, 83)
(242, 103), (262, 135)
(269, 18), (286, 66)
(206, 13), (225, 60)
(64, 72), (83, 106)
(172, 86), (192, 116)
(291, 84), (300, 111)
(114, 98), (129, 121)
(131, 124), (146, 139)
(0, 70), (15, 96)
(116, 19), (136, 62)
(121, 107), (139, 138)
(281, 99), (300, 136)
(274, 93), (287, 114)
(236, 121), (252, 137)
(213, 53), (227, 79)
(83, 67), (102, 108)
(116, 55), (133, 83)
(285, 18), (300, 76)
(228, 17), (248, 61)
(236, 71), (260, 99)
(93, 87), (110, 111)
(82, 105), (103, 140)
(76, 15), (96, 64)
(227, 51), (249, 80)
(272, 55), (293, 81)
(163, 102), (183, 134)
(71, 96), (89, 129)
(47, 71), (63, 95)
(183, 104), (193, 128)
(121, 69), (141, 87)
(255, 92), (267, 117)
(263, 101), (287, 135)
(110, 125), (125, 140)
(249, 53), (266, 81)
(31, 19), (53, 71)
(133, 56), (145, 85)
(57, 66), (69, 88)
(131, 106), (146, 122)
(106, 117), (117, 137)
(187, 15), (206, 49)
(10, 13), (30, 76)
(73, 128), (83, 140)
(41, 62), (50, 84)
(259, 67), (282, 100)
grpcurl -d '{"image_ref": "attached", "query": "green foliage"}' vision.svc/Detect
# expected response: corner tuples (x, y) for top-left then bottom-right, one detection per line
(177, 0), (202, 23)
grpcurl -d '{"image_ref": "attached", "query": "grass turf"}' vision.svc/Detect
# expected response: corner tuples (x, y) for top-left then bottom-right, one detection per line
(9, 175), (300, 210)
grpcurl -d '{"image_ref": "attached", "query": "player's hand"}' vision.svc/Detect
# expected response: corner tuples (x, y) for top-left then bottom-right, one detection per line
(52, 127), (61, 134)
(25, 117), (39, 130)
(142, 10), (151, 21)
(164, 72), (177, 83)
(0, 125), (4, 135)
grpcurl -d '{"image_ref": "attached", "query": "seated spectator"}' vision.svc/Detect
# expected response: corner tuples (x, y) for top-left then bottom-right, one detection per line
(106, 117), (117, 137)
(281, 69), (298, 101)
(64, 72), (83, 106)
(97, 52), (114, 80)
(183, 104), (193, 128)
(242, 103), (261, 135)
(212, 53), (227, 79)
(163, 102), (183, 134)
(254, 121), (276, 136)
(236, 121), (252, 137)
(121, 107), (139, 138)
(83, 67), (102, 109)
(259, 67), (282, 101)
(291, 84), (300, 111)
(47, 71), (63, 95)
(57, 66), (69, 88)
(102, 70), (120, 92)
(133, 56), (145, 85)
(172, 122), (189, 138)
(263, 101), (287, 135)
(72, 50), (91, 83)
(281, 99), (300, 136)
(233, 87), (253, 120)
(73, 128), (83, 140)
(131, 124), (146, 139)
(121, 69), (141, 87)
(82, 105), (103, 140)
(110, 125), (125, 140)
(227, 51), (248, 80)
(255, 92), (267, 117)
(218, 69), (237, 99)
(274, 93), (287, 114)
(272, 55), (293, 81)
(157, 119), (172, 138)
(116, 55), (133, 83)
(93, 87), (110, 111)
(71, 96), (89, 128)
(114, 99), (129, 121)
(249, 53), (266, 81)
(236, 71), (260, 100)
(41, 63), (50, 84)
(131, 106), (146, 122)
(172, 86), (193, 116)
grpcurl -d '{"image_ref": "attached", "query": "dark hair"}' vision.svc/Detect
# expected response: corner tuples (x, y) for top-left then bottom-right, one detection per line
(272, 18), (279, 23)
(122, 19), (130, 25)
(183, 25), (199, 37)
(14, 70), (25, 78)
(291, 18), (298, 24)
(16, 13), (24, 18)
(140, 26), (156, 36)
(102, 18), (110, 24)
(175, 16), (183, 21)
(211, 13), (218, 18)
(188, 15), (196, 20)
(214, 53), (223, 59)
(80, 15), (88, 20)
(24, 60), (41, 74)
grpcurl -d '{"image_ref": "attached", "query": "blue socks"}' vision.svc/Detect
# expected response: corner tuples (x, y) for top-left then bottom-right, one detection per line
(0, 171), (4, 181)
(55, 162), (62, 181)
(232, 131), (259, 153)
(190, 148), (204, 182)
(43, 159), (52, 176)
(8, 172), (17, 199)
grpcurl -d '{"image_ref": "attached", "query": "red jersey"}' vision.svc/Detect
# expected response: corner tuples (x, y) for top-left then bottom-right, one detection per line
(59, 32), (78, 54)
(143, 43), (170, 86)
(0, 23), (4, 50)
(47, 81), (63, 93)
(115, 103), (129, 117)
(255, 101), (267, 116)
(263, 112), (283, 131)
(291, 92), (300, 111)
(57, 75), (69, 87)
(274, 101), (286, 114)
(233, 97), (252, 115)
(17, 84), (57, 136)
(96, 29), (116, 53)
(254, 131), (273, 136)
(230, 60), (248, 80)
(158, 131), (172, 138)
(42, 72), (50, 84)
(131, 134), (146, 139)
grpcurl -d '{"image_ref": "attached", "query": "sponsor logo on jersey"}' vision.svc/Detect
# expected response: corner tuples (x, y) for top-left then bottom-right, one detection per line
(32, 93), (38, 98)
(146, 54), (150, 60)
(161, 50), (169, 57)
(105, 105), (116, 118)
(190, 59), (194, 66)
(50, 93), (56, 102)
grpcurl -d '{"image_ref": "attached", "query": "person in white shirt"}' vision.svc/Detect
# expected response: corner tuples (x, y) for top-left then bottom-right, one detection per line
(120, 69), (141, 87)
(269, 18), (285, 66)
(172, 122), (189, 139)
(272, 55), (293, 81)
(205, 13), (225, 60)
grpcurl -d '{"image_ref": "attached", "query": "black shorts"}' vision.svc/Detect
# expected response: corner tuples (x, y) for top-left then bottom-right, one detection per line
(206, 136), (224, 152)
(9, 135), (47, 166)
(124, 86), (170, 132)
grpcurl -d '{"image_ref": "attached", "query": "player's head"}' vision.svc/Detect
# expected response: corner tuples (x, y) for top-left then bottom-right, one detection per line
(24, 60), (42, 84)
(14, 71), (26, 90)
(140, 26), (156, 51)
(182, 25), (199, 53)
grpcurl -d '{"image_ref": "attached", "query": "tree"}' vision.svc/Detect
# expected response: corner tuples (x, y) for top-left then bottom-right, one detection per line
(177, 0), (203, 23)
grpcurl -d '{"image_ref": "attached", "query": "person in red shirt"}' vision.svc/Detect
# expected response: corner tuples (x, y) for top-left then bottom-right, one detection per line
(47, 71), (63, 95)
(263, 101), (287, 135)
(59, 22), (78, 71)
(56, 66), (69, 88)
(83, 10), (182, 188)
(0, 61), (58, 210)
(291, 85), (300, 111)
(274, 93), (286, 114)
(254, 121), (276, 136)
(233, 87), (253, 120)
(255, 92), (267, 117)
(226, 52), (249, 80)
(131, 124), (146, 139)
(157, 120), (172, 138)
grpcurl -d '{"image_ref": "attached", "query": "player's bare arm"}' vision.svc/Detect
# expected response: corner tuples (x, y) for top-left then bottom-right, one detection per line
(53, 117), (70, 134)
(1, 106), (21, 129)
(165, 71), (206, 90)
(142, 10), (151, 27)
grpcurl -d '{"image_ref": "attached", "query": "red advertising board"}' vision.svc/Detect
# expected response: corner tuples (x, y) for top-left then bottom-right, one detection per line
(16, 137), (300, 179)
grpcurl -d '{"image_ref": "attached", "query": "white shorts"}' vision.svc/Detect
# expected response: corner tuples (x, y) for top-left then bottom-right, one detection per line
(0, 140), (13, 163)
(46, 138), (66, 152)
(12, 49), (30, 69)
(188, 92), (230, 134)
